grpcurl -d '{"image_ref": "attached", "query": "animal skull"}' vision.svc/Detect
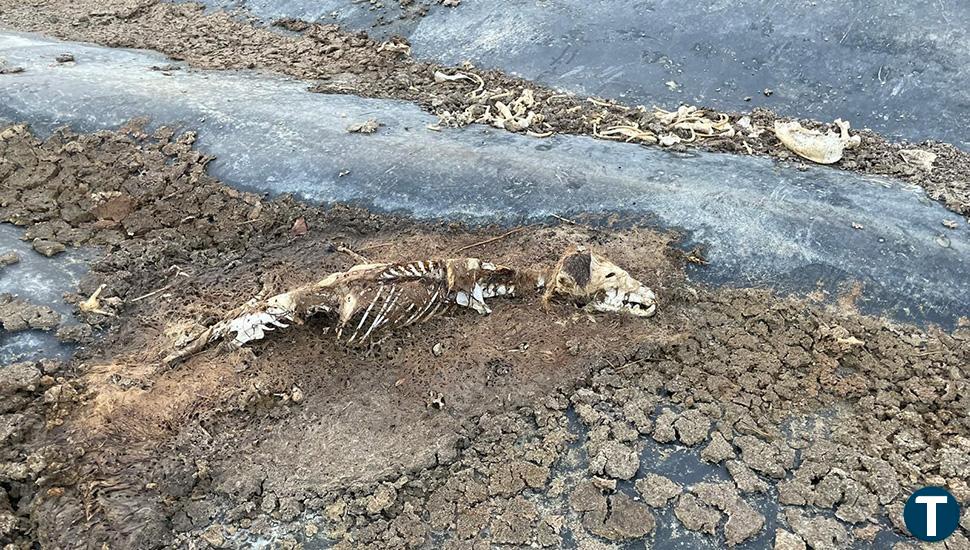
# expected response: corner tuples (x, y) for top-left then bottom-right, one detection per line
(544, 247), (657, 317)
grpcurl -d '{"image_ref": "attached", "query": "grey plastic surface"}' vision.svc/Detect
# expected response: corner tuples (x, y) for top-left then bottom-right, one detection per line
(0, 224), (87, 362)
(0, 32), (967, 329)
(195, 0), (970, 149)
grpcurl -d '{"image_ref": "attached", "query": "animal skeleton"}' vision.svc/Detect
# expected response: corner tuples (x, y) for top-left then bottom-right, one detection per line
(164, 246), (656, 364)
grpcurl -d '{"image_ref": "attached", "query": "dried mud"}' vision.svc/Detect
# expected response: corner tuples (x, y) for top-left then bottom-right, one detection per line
(0, 0), (968, 216)
(1, 124), (969, 549)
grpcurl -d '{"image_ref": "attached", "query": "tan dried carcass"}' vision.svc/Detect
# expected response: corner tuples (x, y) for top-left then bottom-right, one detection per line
(164, 246), (657, 364)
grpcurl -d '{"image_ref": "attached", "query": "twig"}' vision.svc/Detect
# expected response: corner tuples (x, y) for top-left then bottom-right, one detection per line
(337, 245), (370, 263)
(549, 214), (600, 233)
(453, 228), (523, 254)
(130, 285), (172, 303)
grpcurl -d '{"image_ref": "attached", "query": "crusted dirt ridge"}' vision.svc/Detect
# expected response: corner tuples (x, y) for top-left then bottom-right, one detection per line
(1, 125), (968, 549)
(0, 0), (968, 217)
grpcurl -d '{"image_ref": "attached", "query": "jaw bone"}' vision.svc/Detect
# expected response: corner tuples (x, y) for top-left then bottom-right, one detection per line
(544, 246), (657, 318)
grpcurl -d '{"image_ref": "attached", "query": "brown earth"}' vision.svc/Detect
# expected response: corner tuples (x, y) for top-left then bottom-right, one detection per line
(0, 0), (968, 217)
(1, 124), (969, 549)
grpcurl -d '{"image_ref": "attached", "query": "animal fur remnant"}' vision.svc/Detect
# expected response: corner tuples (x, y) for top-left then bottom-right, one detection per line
(164, 247), (656, 364)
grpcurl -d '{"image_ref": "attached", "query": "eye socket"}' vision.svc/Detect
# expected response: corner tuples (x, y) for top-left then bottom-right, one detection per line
(605, 272), (616, 278)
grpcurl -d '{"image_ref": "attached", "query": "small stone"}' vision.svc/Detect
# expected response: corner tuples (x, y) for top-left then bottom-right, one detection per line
(763, 88), (774, 96)
(30, 239), (66, 257)
(200, 525), (225, 548)
(432, 343), (443, 356)
(635, 474), (681, 508)
(304, 522), (319, 538)
(700, 432), (735, 463)
(290, 386), (304, 404)
(0, 252), (19, 267)
(55, 53), (75, 63)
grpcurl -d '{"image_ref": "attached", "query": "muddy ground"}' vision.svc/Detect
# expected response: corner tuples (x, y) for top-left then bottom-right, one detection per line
(1, 123), (969, 550)
(0, 0), (968, 216)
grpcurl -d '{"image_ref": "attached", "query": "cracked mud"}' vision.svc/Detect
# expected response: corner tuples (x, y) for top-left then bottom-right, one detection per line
(0, 125), (968, 548)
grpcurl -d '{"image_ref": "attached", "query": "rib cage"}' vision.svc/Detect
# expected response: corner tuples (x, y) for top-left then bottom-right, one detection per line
(163, 247), (656, 365)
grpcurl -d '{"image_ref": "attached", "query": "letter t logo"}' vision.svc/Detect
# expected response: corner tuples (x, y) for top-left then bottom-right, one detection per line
(915, 495), (949, 537)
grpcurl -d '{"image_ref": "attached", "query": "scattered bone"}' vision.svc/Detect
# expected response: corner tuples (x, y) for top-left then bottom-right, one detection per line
(595, 124), (658, 144)
(376, 41), (410, 56)
(597, 105), (732, 147)
(899, 148), (936, 172)
(433, 70), (484, 96)
(78, 284), (114, 316)
(773, 119), (861, 164)
(942, 219), (959, 229)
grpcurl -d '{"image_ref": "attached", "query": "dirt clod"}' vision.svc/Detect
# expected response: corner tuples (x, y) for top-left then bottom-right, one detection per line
(0, 251), (19, 267)
(30, 238), (66, 257)
(635, 473), (682, 508)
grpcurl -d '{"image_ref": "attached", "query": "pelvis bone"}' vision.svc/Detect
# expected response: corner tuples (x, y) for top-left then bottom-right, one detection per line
(164, 246), (656, 364)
